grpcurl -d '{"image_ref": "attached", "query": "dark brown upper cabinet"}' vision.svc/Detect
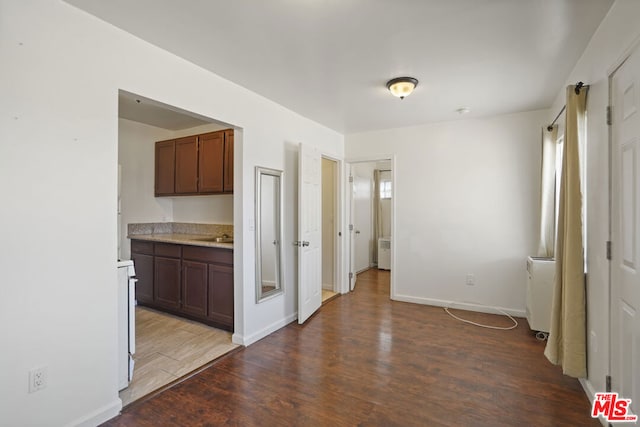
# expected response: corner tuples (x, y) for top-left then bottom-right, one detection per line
(198, 131), (225, 193)
(155, 140), (176, 196)
(175, 136), (199, 194)
(155, 129), (234, 197)
(223, 130), (234, 193)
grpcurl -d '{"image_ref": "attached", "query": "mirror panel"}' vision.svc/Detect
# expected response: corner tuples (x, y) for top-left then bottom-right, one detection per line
(255, 167), (284, 302)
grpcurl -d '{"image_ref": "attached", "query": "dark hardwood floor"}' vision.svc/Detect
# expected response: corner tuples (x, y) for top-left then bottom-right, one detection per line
(104, 269), (598, 426)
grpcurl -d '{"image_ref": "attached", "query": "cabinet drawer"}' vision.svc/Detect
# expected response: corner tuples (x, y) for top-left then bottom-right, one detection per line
(183, 245), (233, 265)
(131, 239), (153, 255)
(155, 242), (182, 258)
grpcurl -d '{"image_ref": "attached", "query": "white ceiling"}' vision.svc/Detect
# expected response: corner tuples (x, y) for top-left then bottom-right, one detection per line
(119, 91), (213, 130)
(68, 0), (613, 134)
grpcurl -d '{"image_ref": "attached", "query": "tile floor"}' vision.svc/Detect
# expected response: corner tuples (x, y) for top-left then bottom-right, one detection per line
(119, 307), (239, 406)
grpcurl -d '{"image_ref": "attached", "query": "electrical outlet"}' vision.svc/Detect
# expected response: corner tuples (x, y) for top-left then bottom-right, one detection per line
(29, 366), (47, 393)
(466, 274), (475, 286)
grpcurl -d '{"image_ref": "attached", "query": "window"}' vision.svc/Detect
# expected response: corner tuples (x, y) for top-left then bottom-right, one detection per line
(380, 179), (392, 199)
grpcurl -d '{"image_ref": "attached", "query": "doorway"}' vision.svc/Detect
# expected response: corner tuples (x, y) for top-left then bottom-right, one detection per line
(321, 156), (340, 304)
(321, 157), (339, 303)
(117, 90), (239, 406)
(347, 158), (394, 292)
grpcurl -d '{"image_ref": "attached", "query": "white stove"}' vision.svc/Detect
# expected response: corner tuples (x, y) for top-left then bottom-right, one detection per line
(117, 260), (136, 390)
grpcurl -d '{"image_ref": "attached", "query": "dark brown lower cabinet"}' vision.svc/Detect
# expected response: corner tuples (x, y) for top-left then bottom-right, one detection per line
(130, 239), (234, 331)
(154, 256), (181, 310)
(182, 260), (208, 318)
(131, 253), (153, 304)
(208, 264), (234, 327)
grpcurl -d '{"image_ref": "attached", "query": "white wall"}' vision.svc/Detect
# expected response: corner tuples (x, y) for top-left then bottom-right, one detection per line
(546, 0), (640, 401)
(171, 195), (234, 224)
(346, 109), (547, 314)
(118, 119), (174, 259)
(0, 1), (343, 426)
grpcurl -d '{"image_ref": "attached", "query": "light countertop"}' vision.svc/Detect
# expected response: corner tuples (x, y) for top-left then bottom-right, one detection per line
(128, 233), (233, 249)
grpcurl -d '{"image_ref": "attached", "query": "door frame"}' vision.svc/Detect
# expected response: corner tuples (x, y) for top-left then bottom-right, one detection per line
(345, 155), (396, 297)
(607, 32), (640, 410)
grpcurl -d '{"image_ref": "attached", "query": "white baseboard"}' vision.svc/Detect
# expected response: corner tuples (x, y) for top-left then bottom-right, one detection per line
(579, 378), (596, 402)
(232, 312), (298, 346)
(579, 378), (608, 427)
(66, 399), (122, 427)
(391, 294), (526, 317)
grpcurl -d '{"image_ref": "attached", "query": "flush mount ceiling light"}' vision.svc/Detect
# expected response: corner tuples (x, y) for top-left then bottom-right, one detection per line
(456, 107), (470, 115)
(386, 77), (418, 99)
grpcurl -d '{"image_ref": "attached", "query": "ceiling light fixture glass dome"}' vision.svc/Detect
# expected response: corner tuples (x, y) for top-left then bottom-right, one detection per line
(386, 77), (418, 99)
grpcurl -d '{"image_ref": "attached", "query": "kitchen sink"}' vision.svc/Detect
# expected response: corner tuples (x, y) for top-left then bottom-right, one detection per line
(196, 236), (233, 243)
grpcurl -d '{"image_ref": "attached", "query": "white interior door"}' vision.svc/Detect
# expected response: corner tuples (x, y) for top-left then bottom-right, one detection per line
(354, 174), (372, 272)
(298, 143), (322, 324)
(611, 44), (640, 414)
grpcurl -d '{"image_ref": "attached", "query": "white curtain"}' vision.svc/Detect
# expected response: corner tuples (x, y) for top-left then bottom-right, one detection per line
(538, 125), (558, 257)
(544, 85), (587, 378)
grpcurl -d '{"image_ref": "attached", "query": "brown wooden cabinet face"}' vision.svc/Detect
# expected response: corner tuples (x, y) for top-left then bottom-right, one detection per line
(182, 260), (208, 317)
(132, 253), (154, 304)
(175, 136), (199, 194)
(155, 140), (175, 196)
(223, 131), (234, 193)
(155, 130), (233, 196)
(198, 132), (224, 193)
(130, 240), (233, 330)
(154, 256), (181, 310)
(208, 264), (234, 327)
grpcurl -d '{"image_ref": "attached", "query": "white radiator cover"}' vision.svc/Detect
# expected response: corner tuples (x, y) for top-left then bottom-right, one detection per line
(378, 237), (391, 270)
(526, 256), (556, 333)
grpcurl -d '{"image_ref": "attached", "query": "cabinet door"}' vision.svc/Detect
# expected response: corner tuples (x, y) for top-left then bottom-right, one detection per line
(182, 260), (208, 318)
(155, 140), (175, 196)
(198, 131), (224, 193)
(208, 264), (234, 330)
(175, 136), (198, 194)
(131, 253), (154, 304)
(223, 130), (234, 193)
(154, 256), (181, 310)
